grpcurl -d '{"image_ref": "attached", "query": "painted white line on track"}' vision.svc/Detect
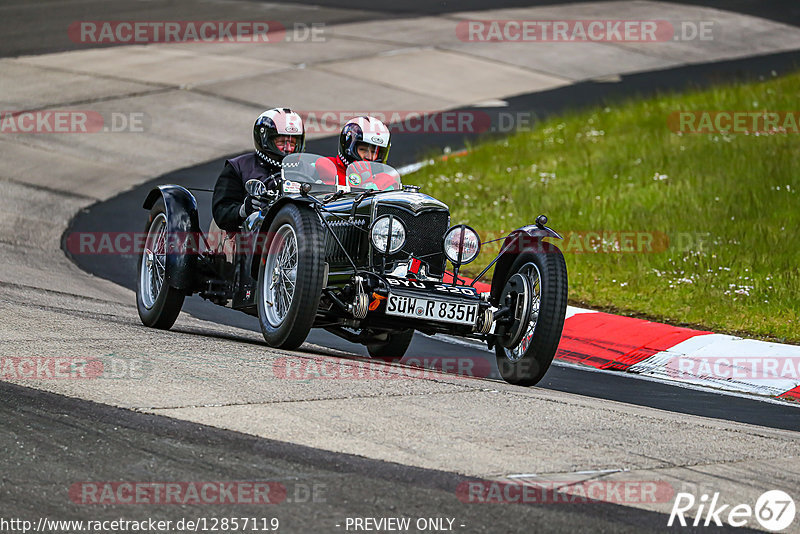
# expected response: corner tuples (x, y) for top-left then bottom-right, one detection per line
(507, 469), (628, 479)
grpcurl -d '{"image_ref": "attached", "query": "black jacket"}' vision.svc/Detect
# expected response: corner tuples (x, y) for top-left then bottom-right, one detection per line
(212, 153), (279, 232)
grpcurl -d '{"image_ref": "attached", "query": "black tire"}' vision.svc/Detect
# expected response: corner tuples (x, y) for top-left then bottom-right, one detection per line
(495, 242), (568, 386)
(136, 199), (185, 329)
(257, 203), (325, 349)
(367, 329), (414, 362)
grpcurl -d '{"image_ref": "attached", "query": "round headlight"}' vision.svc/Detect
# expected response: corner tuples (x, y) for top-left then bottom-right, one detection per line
(443, 225), (481, 265)
(370, 215), (406, 254)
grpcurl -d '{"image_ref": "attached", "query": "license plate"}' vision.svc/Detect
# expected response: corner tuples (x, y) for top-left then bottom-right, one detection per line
(385, 294), (478, 325)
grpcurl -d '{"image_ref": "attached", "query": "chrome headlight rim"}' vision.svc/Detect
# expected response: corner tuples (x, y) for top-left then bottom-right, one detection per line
(370, 215), (407, 254)
(443, 224), (481, 265)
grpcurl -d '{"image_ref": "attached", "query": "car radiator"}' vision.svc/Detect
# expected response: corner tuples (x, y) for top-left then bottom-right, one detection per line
(323, 218), (365, 265)
(373, 205), (449, 276)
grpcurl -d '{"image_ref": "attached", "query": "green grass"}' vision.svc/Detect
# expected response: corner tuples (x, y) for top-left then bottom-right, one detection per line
(411, 71), (800, 343)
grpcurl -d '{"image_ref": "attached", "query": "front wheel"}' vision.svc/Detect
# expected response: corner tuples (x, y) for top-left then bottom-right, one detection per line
(136, 200), (185, 329)
(494, 242), (567, 386)
(257, 203), (325, 350)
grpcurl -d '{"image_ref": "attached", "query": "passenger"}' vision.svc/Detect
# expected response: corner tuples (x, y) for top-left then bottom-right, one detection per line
(326, 116), (391, 185)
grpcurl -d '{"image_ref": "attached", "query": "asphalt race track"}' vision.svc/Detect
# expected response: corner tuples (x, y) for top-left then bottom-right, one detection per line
(9, 380), (760, 534)
(3, 0), (800, 58)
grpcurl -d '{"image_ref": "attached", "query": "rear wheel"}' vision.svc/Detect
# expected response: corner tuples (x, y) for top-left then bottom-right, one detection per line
(494, 242), (567, 386)
(367, 329), (414, 362)
(257, 203), (325, 349)
(136, 200), (185, 329)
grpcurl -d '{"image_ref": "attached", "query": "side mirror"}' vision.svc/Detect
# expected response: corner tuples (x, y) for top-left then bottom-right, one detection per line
(245, 179), (268, 197)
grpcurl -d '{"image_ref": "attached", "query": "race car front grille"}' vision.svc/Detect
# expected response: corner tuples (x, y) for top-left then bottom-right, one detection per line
(323, 217), (365, 266)
(373, 205), (449, 276)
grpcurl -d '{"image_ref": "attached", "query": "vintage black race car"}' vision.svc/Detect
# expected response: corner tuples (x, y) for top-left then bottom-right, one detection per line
(136, 153), (568, 385)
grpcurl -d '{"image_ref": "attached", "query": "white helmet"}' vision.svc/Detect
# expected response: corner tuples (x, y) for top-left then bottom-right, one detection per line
(253, 108), (305, 166)
(338, 116), (391, 165)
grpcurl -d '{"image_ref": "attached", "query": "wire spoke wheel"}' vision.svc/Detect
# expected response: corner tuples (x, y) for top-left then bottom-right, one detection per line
(264, 224), (298, 327)
(140, 213), (167, 309)
(503, 263), (542, 363)
(494, 243), (568, 386)
(136, 200), (185, 329)
(257, 203), (324, 350)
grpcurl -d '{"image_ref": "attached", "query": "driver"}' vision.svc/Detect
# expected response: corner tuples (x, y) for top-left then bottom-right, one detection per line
(326, 116), (391, 184)
(212, 108), (305, 232)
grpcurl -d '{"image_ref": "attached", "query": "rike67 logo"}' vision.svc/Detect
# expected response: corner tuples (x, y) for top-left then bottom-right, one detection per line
(669, 490), (796, 531)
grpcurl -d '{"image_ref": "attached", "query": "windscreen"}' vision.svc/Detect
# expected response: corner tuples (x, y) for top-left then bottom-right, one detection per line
(344, 160), (402, 191)
(281, 153), (339, 192)
(280, 153), (402, 194)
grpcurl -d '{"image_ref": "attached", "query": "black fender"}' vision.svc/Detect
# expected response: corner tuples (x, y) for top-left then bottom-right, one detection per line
(248, 195), (318, 280)
(142, 185), (200, 291)
(489, 224), (562, 304)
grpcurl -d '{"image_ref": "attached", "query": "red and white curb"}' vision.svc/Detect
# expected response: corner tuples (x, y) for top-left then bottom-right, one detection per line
(560, 308), (800, 401)
(442, 274), (800, 400)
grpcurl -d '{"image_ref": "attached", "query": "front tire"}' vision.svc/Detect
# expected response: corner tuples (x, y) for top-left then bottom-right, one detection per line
(257, 204), (325, 349)
(494, 242), (567, 386)
(136, 200), (185, 329)
(367, 329), (414, 363)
